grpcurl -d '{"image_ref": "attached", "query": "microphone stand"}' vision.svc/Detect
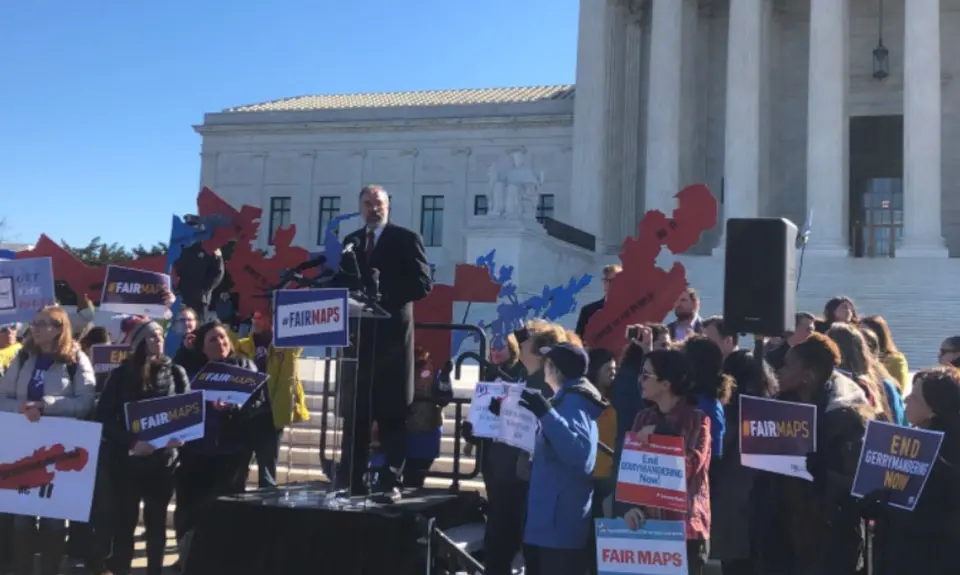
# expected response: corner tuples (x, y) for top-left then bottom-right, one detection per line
(796, 234), (809, 292)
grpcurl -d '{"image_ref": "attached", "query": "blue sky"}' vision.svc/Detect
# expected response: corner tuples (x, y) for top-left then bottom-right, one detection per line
(0, 0), (578, 249)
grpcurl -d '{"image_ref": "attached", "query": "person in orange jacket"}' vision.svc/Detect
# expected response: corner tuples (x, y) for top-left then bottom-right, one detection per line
(235, 310), (310, 487)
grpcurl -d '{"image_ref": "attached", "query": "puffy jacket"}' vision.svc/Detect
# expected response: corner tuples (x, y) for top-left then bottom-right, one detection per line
(524, 377), (607, 549)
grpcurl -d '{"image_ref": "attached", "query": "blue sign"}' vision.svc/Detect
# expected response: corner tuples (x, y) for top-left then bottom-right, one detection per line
(0, 257), (56, 324)
(272, 288), (349, 348)
(851, 420), (944, 511)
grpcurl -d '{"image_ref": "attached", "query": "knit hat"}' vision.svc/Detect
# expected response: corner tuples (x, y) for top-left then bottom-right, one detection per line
(540, 342), (589, 381)
(129, 320), (162, 353)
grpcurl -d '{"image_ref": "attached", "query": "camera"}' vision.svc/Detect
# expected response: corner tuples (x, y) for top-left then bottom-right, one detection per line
(627, 326), (640, 340)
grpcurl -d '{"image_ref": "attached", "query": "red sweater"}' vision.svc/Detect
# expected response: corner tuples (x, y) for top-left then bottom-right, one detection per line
(632, 402), (711, 541)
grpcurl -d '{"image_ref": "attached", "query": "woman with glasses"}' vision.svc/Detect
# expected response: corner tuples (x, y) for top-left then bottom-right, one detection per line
(0, 306), (96, 575)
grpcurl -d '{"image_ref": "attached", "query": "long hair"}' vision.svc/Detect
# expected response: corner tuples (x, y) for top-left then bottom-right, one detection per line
(23, 306), (76, 364)
(683, 335), (736, 405)
(823, 296), (859, 328)
(194, 320), (235, 363)
(827, 323), (892, 421)
(860, 315), (900, 357)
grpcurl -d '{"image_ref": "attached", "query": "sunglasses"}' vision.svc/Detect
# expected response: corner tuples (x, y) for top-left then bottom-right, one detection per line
(31, 319), (62, 330)
(939, 348), (958, 356)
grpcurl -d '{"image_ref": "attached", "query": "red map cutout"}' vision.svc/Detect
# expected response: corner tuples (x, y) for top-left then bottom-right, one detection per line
(0, 445), (89, 491)
(16, 236), (167, 304)
(584, 184), (718, 354)
(414, 264), (500, 362)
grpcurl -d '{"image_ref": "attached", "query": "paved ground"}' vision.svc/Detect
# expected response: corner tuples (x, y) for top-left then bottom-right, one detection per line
(56, 528), (179, 574)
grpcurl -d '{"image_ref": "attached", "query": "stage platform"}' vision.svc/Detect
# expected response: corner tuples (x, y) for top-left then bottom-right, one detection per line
(184, 481), (485, 575)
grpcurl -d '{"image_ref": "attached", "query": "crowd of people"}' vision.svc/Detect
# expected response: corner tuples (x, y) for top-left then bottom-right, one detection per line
(462, 272), (960, 575)
(0, 303), (310, 575)
(1, 258), (960, 575)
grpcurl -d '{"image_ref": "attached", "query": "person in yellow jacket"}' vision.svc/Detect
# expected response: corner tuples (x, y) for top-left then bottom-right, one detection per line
(0, 323), (22, 377)
(234, 310), (310, 487)
(587, 348), (618, 516)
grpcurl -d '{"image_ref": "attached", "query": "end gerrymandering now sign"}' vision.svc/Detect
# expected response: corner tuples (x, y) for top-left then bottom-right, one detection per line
(272, 288), (348, 348)
(124, 391), (206, 450)
(739, 395), (817, 481)
(90, 344), (129, 375)
(850, 420), (944, 511)
(615, 433), (687, 513)
(99, 265), (172, 318)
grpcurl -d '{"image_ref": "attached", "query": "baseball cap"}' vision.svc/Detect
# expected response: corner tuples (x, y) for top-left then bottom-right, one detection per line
(539, 342), (589, 381)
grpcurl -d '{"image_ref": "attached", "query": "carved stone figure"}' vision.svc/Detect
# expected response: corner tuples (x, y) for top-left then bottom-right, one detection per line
(486, 150), (545, 219)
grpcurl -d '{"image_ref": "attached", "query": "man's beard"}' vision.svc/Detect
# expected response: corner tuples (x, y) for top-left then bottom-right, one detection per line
(674, 310), (695, 322)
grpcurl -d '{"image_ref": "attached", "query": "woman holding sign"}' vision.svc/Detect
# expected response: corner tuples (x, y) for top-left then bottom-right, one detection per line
(0, 306), (96, 575)
(876, 367), (960, 575)
(95, 321), (191, 575)
(173, 320), (258, 569)
(621, 348), (712, 575)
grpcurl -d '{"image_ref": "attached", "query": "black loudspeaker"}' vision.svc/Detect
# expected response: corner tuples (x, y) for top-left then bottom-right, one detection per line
(723, 218), (798, 336)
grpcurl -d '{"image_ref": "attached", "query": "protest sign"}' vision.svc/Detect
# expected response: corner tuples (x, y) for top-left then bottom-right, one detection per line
(190, 362), (269, 406)
(0, 257), (55, 324)
(595, 518), (687, 575)
(498, 384), (539, 454)
(90, 344), (129, 375)
(739, 395), (817, 480)
(0, 413), (101, 522)
(273, 288), (348, 348)
(850, 420), (944, 511)
(615, 433), (687, 513)
(99, 265), (172, 318)
(125, 391), (206, 450)
(468, 382), (506, 439)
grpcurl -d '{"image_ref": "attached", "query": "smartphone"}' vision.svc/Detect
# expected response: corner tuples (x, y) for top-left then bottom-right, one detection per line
(627, 326), (640, 340)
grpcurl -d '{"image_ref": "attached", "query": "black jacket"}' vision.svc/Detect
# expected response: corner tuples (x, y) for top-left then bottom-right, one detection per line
(753, 373), (873, 575)
(173, 244), (224, 313)
(95, 357), (190, 471)
(575, 298), (604, 339)
(344, 222), (432, 417)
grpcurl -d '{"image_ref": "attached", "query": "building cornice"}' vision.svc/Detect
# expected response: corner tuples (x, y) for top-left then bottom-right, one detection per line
(194, 113), (573, 136)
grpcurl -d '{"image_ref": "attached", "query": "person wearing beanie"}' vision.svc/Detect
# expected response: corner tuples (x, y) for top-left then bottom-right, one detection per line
(94, 320), (190, 575)
(521, 341), (608, 575)
(873, 367), (960, 575)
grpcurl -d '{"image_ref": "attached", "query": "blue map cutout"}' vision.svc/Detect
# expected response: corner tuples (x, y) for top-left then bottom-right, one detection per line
(319, 212), (361, 272)
(451, 249), (592, 356)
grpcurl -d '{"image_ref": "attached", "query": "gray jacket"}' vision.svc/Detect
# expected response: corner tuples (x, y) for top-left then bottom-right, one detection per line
(0, 350), (97, 419)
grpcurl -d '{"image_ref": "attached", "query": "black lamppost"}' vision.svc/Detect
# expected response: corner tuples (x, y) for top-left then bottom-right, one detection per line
(873, 0), (889, 79)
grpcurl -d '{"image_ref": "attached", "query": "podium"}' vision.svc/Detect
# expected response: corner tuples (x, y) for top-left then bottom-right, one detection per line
(331, 294), (391, 497)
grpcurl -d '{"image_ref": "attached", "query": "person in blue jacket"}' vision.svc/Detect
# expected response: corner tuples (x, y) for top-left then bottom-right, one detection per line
(518, 341), (608, 575)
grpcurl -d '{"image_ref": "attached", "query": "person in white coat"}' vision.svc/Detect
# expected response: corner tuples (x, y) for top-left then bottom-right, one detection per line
(0, 305), (96, 575)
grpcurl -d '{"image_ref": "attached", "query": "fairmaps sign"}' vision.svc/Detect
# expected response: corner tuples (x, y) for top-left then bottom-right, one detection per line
(272, 288), (348, 348)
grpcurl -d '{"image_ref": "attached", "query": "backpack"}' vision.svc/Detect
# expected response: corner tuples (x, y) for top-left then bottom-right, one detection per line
(16, 349), (78, 382)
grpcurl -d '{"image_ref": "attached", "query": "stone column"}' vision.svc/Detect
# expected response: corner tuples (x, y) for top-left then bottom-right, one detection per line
(644, 0), (684, 215)
(901, 0), (948, 256)
(295, 152), (315, 247)
(199, 151), (219, 190)
(570, 0), (611, 251)
(805, 0), (850, 255)
(621, 3), (644, 240)
(717, 0), (762, 252)
(602, 1), (627, 252)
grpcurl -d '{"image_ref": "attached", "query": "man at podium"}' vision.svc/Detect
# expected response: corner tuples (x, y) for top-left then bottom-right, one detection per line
(343, 184), (432, 497)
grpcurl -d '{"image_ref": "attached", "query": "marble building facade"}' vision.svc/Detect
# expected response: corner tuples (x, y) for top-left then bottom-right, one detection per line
(195, 0), (960, 365)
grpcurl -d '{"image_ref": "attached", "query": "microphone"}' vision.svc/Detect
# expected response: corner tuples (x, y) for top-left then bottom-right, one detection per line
(342, 237), (360, 255)
(334, 249), (363, 292)
(365, 268), (381, 301)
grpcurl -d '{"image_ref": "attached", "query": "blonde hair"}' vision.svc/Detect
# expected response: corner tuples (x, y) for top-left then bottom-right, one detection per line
(23, 306), (76, 364)
(502, 332), (520, 367)
(602, 265), (623, 277)
(521, 320), (569, 368)
(565, 330), (584, 347)
(827, 323), (893, 421)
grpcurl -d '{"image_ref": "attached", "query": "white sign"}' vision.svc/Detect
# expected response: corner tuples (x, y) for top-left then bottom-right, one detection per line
(596, 519), (687, 575)
(468, 382), (506, 439)
(498, 384), (539, 454)
(0, 413), (102, 522)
